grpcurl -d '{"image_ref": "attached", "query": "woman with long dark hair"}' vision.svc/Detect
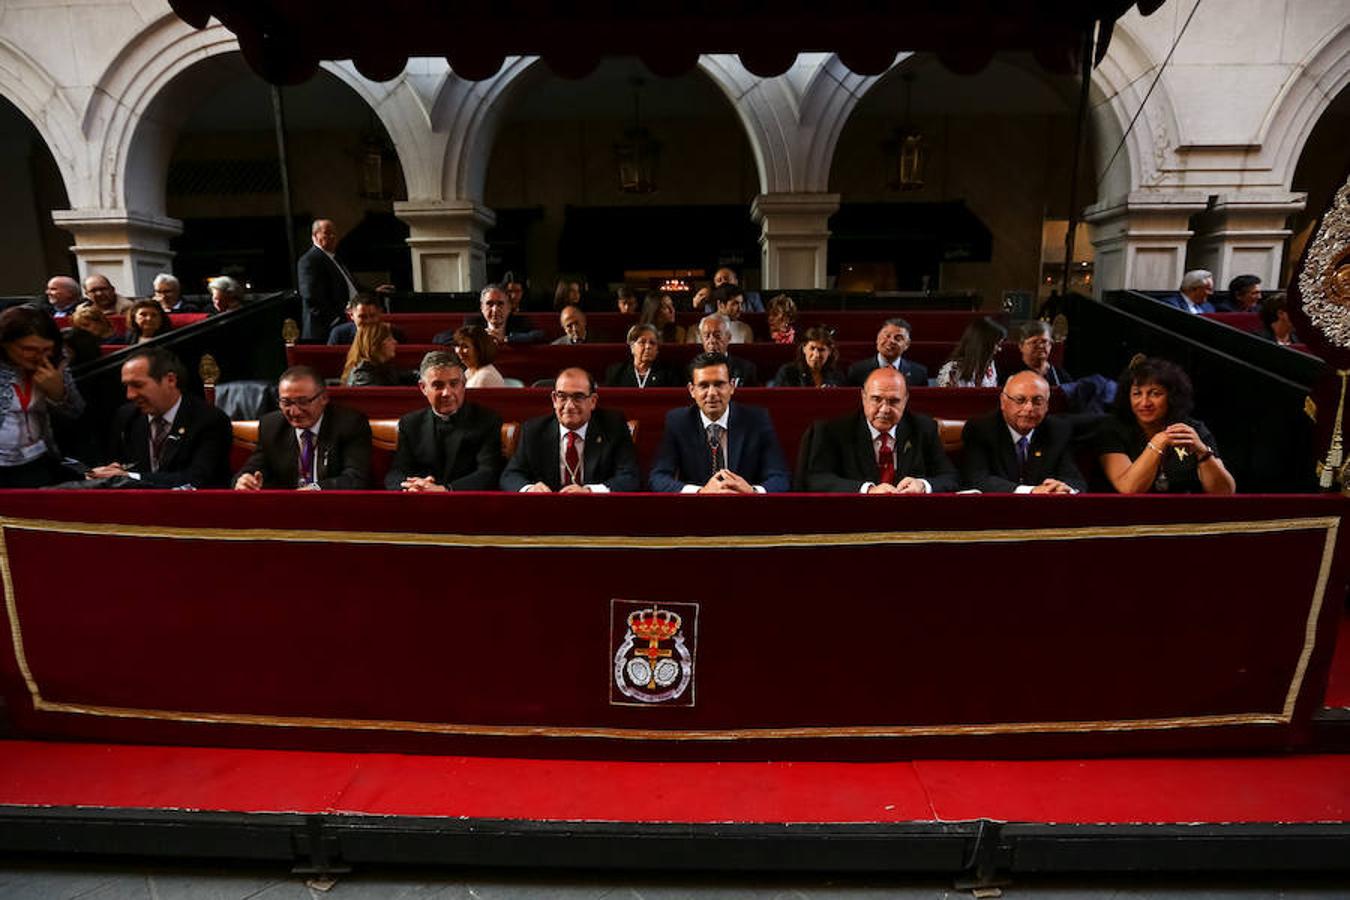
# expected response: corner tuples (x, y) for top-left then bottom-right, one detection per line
(936, 317), (1006, 388)
(0, 306), (84, 487)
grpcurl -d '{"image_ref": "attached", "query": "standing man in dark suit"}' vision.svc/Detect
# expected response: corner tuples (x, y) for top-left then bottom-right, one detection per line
(961, 371), (1084, 494)
(650, 352), (790, 493)
(501, 367), (639, 493)
(86, 348), (232, 488)
(298, 219), (358, 342)
(385, 350), (502, 492)
(803, 367), (957, 493)
(846, 318), (929, 388)
(233, 366), (371, 490)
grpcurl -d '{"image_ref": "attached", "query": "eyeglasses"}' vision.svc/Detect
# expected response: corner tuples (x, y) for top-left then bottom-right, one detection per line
(279, 392), (325, 409)
(1003, 394), (1048, 408)
(551, 391), (593, 405)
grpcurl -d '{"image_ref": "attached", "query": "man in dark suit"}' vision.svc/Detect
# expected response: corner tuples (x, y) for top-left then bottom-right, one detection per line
(434, 284), (544, 345)
(501, 367), (639, 492)
(1158, 269), (1216, 315)
(803, 367), (957, 493)
(688, 314), (758, 387)
(550, 306), (591, 345)
(234, 366), (371, 490)
(846, 318), (929, 388)
(297, 218), (358, 342)
(327, 293), (406, 345)
(86, 348), (232, 488)
(650, 352), (790, 493)
(386, 350), (502, 491)
(961, 371), (1085, 494)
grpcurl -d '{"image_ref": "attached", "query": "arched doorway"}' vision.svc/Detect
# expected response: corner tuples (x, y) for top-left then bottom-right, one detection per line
(1285, 82), (1350, 286)
(153, 54), (409, 294)
(482, 57), (757, 303)
(829, 53), (1096, 308)
(0, 96), (72, 295)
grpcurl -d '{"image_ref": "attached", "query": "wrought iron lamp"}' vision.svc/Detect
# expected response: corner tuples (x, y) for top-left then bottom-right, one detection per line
(885, 72), (926, 191)
(615, 77), (660, 194)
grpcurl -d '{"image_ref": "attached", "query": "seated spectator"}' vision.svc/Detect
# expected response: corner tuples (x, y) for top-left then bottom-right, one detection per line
(502, 367), (640, 493)
(1221, 274), (1262, 312)
(606, 323), (681, 388)
(1001, 320), (1069, 387)
(639, 292), (685, 344)
(118, 300), (172, 345)
(615, 286), (639, 316)
(385, 350), (502, 492)
(688, 285), (750, 343)
(342, 322), (415, 387)
(505, 279), (526, 313)
(1095, 356), (1234, 495)
(690, 281), (714, 313)
(766, 293), (797, 345)
(551, 306), (590, 345)
(151, 273), (199, 313)
(0, 305), (84, 488)
(801, 367), (957, 494)
(208, 275), (245, 314)
(936, 317), (1005, 388)
(1159, 269), (1216, 314)
(83, 273), (133, 316)
(553, 278), (583, 310)
(1258, 294), (1299, 346)
(847, 318), (928, 389)
(440, 284), (543, 345)
(769, 326), (846, 388)
(45, 276), (81, 319)
(327, 293), (405, 345)
(86, 348), (231, 488)
(649, 351), (789, 493)
(62, 303), (115, 368)
(713, 266), (764, 313)
(452, 324), (507, 388)
(961, 371), (1084, 494)
(691, 314), (758, 386)
(234, 365), (371, 491)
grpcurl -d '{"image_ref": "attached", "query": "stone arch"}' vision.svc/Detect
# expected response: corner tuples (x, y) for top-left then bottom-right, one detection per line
(1260, 22), (1350, 192)
(1086, 20), (1177, 200)
(430, 56), (540, 201)
(85, 14), (436, 216)
(0, 38), (82, 202)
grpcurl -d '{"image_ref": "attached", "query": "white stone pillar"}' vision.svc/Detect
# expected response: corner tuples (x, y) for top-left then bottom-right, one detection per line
(1187, 192), (1305, 289)
(393, 200), (496, 293)
(750, 193), (840, 291)
(1084, 192), (1209, 296)
(50, 209), (183, 297)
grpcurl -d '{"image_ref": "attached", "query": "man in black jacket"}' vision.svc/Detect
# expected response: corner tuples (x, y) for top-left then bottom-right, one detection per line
(297, 219), (357, 342)
(501, 368), (638, 493)
(386, 351), (502, 491)
(88, 348), (232, 488)
(961, 371), (1084, 493)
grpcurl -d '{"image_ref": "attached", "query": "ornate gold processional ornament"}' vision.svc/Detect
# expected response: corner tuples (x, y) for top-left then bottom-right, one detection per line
(1299, 175), (1350, 490)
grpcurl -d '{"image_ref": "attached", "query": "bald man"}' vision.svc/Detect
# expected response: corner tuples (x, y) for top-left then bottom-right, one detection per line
(960, 370), (1085, 493)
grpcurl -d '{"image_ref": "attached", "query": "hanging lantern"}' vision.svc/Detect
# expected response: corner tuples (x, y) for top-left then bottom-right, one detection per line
(886, 72), (926, 191)
(360, 135), (388, 199)
(615, 77), (660, 194)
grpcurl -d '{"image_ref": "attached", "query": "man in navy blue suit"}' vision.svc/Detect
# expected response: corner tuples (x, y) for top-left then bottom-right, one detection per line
(649, 352), (790, 494)
(1158, 269), (1216, 314)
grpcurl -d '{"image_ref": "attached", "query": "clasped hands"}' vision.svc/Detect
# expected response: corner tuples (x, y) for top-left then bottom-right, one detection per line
(866, 477), (927, 494)
(698, 469), (754, 494)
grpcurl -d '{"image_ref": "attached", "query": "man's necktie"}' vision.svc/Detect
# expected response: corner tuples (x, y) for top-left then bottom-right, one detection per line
(299, 429), (316, 485)
(149, 416), (169, 472)
(563, 430), (581, 486)
(1016, 435), (1029, 480)
(706, 423), (726, 473)
(877, 433), (895, 485)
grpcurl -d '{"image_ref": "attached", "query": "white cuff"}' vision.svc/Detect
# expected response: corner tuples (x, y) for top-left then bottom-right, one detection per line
(587, 484), (610, 493)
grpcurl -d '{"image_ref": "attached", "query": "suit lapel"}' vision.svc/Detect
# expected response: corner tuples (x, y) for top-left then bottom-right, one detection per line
(853, 413), (879, 482)
(725, 405), (742, 472)
(546, 420), (564, 488)
(315, 413), (334, 481)
(157, 399), (193, 470)
(685, 407), (712, 482)
(894, 415), (918, 478)
(440, 412), (465, 484)
(582, 419), (605, 484)
(1001, 424), (1023, 482)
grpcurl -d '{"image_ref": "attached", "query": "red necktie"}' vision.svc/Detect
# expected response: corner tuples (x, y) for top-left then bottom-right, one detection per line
(564, 430), (581, 486)
(878, 433), (895, 485)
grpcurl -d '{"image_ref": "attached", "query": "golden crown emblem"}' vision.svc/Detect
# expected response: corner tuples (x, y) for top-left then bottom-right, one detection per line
(628, 607), (681, 641)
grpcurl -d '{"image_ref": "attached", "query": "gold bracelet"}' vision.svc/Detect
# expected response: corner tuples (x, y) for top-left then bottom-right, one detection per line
(1146, 442), (1165, 457)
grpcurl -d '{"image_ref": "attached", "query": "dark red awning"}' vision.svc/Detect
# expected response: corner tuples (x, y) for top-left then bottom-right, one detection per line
(168, 0), (1166, 84)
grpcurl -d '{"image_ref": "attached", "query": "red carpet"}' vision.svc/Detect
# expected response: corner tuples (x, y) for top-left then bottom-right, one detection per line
(1, 740), (1346, 824)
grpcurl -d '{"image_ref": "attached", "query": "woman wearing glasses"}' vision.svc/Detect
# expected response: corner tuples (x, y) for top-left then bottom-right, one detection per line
(1003, 321), (1070, 387)
(1096, 356), (1234, 494)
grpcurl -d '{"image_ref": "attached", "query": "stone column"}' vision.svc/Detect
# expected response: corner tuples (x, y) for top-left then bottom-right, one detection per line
(1187, 192), (1306, 289)
(1084, 192), (1209, 296)
(393, 199), (496, 293)
(50, 209), (183, 297)
(750, 193), (840, 291)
